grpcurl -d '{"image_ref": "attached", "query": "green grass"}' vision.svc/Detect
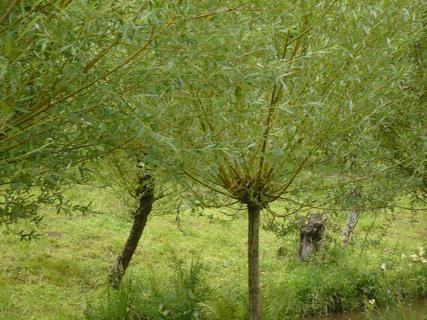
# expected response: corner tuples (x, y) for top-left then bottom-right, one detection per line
(0, 186), (425, 319)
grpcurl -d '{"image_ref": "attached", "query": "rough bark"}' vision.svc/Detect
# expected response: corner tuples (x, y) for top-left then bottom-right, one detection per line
(247, 203), (261, 320)
(298, 214), (327, 261)
(342, 189), (362, 246)
(342, 210), (361, 246)
(109, 173), (154, 289)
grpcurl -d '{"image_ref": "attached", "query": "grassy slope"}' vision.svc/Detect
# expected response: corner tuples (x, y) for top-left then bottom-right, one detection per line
(0, 187), (425, 320)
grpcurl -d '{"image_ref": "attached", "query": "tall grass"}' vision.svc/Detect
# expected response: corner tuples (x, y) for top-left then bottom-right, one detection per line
(86, 247), (426, 320)
(86, 254), (208, 320)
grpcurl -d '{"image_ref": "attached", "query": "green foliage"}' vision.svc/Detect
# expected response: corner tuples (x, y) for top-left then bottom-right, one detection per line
(1, 0), (425, 230)
(86, 247), (427, 320)
(87, 254), (208, 320)
(1, 1), (426, 319)
(260, 250), (427, 319)
(0, 0), (176, 230)
(149, 0), (425, 210)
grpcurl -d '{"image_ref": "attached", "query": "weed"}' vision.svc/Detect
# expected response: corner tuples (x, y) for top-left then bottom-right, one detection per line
(87, 253), (208, 320)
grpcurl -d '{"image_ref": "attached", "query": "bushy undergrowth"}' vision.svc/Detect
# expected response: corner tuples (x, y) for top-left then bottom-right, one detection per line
(86, 247), (426, 320)
(260, 249), (426, 319)
(86, 255), (209, 320)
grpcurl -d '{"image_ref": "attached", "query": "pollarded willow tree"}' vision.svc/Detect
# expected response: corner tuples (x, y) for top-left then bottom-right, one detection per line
(139, 1), (425, 318)
(81, 2), (253, 288)
(0, 0), (176, 235)
(97, 1), (282, 289)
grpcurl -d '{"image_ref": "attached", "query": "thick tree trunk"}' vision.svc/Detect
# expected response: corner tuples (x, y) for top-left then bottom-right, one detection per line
(342, 210), (361, 246)
(109, 173), (154, 289)
(247, 204), (261, 320)
(298, 214), (327, 261)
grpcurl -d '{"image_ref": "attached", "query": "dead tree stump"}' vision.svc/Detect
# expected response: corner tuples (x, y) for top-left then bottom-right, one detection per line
(298, 213), (327, 261)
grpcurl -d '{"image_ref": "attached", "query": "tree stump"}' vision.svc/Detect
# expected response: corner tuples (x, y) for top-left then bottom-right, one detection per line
(298, 213), (327, 261)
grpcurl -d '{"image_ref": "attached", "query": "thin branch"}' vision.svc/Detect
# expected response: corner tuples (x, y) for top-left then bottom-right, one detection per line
(278, 196), (427, 212)
(83, 33), (122, 73)
(185, 2), (250, 21)
(7, 17), (176, 132)
(182, 169), (231, 198)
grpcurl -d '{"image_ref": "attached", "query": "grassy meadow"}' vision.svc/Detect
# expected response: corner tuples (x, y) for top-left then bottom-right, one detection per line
(0, 186), (425, 320)
(1, 1), (426, 320)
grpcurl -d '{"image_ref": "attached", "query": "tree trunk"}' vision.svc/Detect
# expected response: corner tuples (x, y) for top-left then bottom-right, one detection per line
(342, 189), (362, 246)
(342, 210), (361, 246)
(298, 214), (327, 261)
(109, 173), (154, 289)
(247, 204), (261, 320)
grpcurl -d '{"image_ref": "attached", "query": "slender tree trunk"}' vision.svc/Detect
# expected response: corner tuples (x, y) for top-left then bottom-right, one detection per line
(342, 210), (361, 246)
(247, 203), (261, 320)
(109, 173), (154, 289)
(342, 189), (361, 246)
